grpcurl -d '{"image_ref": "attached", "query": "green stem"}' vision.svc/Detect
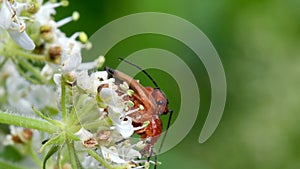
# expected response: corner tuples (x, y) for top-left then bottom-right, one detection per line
(0, 159), (32, 169)
(65, 131), (80, 141)
(39, 134), (64, 153)
(32, 107), (64, 128)
(0, 42), (45, 61)
(0, 57), (8, 70)
(56, 148), (62, 169)
(28, 142), (42, 168)
(61, 76), (67, 122)
(66, 139), (78, 169)
(11, 57), (41, 84)
(87, 149), (114, 169)
(17, 58), (47, 83)
(0, 111), (59, 133)
(15, 50), (46, 61)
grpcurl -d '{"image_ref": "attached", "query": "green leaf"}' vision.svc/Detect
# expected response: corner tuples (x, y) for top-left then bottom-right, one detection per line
(43, 145), (59, 169)
(66, 140), (83, 169)
(39, 134), (64, 154)
(0, 146), (23, 162)
(0, 111), (59, 133)
(74, 150), (84, 169)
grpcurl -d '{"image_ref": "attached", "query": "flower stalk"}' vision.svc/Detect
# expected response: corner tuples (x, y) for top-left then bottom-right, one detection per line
(61, 75), (67, 122)
(66, 138), (81, 169)
(0, 111), (59, 133)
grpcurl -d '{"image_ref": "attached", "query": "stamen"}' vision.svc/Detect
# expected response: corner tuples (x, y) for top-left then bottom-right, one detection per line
(120, 93), (128, 98)
(5, 0), (29, 33)
(19, 23), (25, 32)
(47, 2), (63, 9)
(127, 89), (134, 96)
(72, 11), (80, 21)
(125, 100), (134, 108)
(132, 166), (145, 169)
(69, 32), (80, 40)
(124, 107), (140, 116)
(79, 32), (87, 43)
(133, 160), (156, 165)
(135, 141), (147, 149)
(56, 11), (79, 27)
(77, 55), (104, 70)
(133, 121), (150, 131)
(84, 41), (92, 50)
(96, 56), (105, 67)
(60, 0), (69, 7)
(139, 105), (144, 110)
(120, 82), (129, 91)
(77, 62), (97, 70)
(6, 1), (20, 25)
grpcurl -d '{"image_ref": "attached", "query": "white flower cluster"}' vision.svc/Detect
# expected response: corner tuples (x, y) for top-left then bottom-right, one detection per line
(73, 71), (153, 168)
(0, 0), (35, 50)
(0, 1), (158, 168)
(0, 0), (103, 113)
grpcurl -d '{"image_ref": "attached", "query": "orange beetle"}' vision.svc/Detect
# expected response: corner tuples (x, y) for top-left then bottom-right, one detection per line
(105, 66), (171, 155)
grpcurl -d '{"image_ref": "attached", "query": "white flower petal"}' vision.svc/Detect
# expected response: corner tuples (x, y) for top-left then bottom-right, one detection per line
(53, 74), (61, 85)
(28, 85), (56, 109)
(91, 71), (108, 82)
(90, 71), (110, 93)
(100, 88), (124, 112)
(77, 56), (106, 70)
(126, 148), (142, 159)
(41, 64), (54, 80)
(101, 146), (126, 164)
(115, 118), (134, 139)
(0, 0), (35, 50)
(77, 61), (98, 70)
(3, 135), (14, 145)
(74, 127), (94, 141)
(13, 1), (29, 16)
(77, 70), (90, 90)
(61, 53), (82, 72)
(8, 29), (35, 50)
(82, 154), (99, 168)
(34, 2), (60, 25)
(0, 0), (12, 29)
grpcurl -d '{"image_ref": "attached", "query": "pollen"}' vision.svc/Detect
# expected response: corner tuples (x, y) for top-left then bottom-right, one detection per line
(127, 89), (134, 96)
(72, 11), (80, 21)
(83, 138), (98, 148)
(79, 32), (87, 43)
(19, 24), (25, 32)
(48, 46), (62, 64)
(40, 25), (53, 41)
(139, 105), (144, 110)
(97, 130), (111, 141)
(120, 82), (129, 91)
(126, 100), (135, 108)
(60, 0), (69, 7)
(23, 128), (33, 141)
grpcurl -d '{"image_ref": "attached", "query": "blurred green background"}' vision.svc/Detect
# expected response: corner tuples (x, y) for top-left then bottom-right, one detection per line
(58, 0), (300, 168)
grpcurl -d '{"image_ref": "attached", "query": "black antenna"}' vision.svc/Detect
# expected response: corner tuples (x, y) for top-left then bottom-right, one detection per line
(118, 57), (159, 88)
(158, 110), (173, 153)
